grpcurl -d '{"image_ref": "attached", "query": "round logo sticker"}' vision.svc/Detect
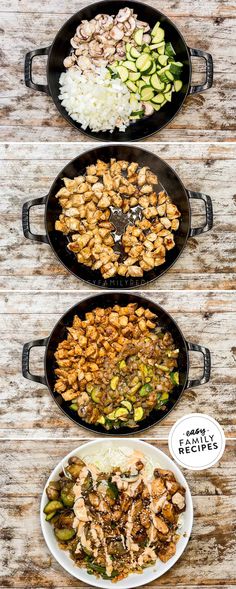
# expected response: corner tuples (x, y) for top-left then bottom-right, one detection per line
(168, 413), (225, 470)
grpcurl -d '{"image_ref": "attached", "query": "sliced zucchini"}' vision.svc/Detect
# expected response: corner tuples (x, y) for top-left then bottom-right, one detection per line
(170, 371), (179, 385)
(139, 383), (153, 397)
(121, 400), (133, 412)
(174, 79), (183, 92)
(106, 410), (117, 421)
(114, 407), (129, 418)
(126, 80), (138, 92)
(149, 44), (159, 50)
(158, 54), (169, 66)
(161, 392), (169, 401)
(134, 407), (144, 421)
(130, 114), (142, 120)
(165, 41), (176, 57)
(157, 44), (165, 55)
(45, 511), (56, 521)
(97, 415), (105, 425)
(142, 75), (150, 84)
(44, 500), (63, 514)
(55, 528), (76, 542)
(134, 28), (144, 45)
(143, 45), (151, 54)
(151, 21), (160, 37)
(130, 94), (140, 109)
(152, 103), (161, 111)
(150, 73), (165, 91)
(164, 83), (172, 92)
(131, 109), (144, 117)
(165, 70), (174, 82)
(137, 80), (146, 91)
(116, 65), (129, 82)
(123, 60), (137, 72)
(152, 93), (165, 104)
(69, 403), (78, 411)
(91, 388), (101, 403)
(152, 28), (165, 44)
(146, 61), (156, 75)
(129, 71), (141, 81)
(125, 42), (132, 53)
(110, 376), (119, 390)
(169, 61), (183, 77)
(140, 86), (155, 101)
(164, 90), (172, 102)
(126, 51), (136, 62)
(130, 46), (141, 59)
(136, 54), (152, 72)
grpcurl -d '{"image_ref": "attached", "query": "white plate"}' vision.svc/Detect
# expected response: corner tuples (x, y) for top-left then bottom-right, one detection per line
(40, 439), (193, 589)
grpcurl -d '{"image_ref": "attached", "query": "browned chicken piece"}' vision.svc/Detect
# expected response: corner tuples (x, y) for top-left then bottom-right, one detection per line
(140, 184), (153, 195)
(137, 166), (149, 186)
(153, 516), (169, 535)
(127, 162), (139, 177)
(159, 541), (176, 563)
(146, 170), (158, 185)
(162, 501), (176, 523)
(127, 265), (143, 277)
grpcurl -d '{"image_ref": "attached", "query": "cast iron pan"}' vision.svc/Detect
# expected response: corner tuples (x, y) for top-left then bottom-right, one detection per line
(24, 0), (213, 141)
(22, 145), (213, 289)
(22, 292), (211, 436)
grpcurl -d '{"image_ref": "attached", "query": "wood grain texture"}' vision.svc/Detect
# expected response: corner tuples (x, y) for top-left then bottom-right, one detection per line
(0, 0), (235, 141)
(0, 439), (236, 588)
(0, 142), (236, 291)
(0, 290), (235, 439)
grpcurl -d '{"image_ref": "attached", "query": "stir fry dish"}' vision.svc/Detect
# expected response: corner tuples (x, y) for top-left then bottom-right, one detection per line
(55, 158), (181, 279)
(59, 8), (184, 132)
(54, 303), (179, 430)
(44, 453), (186, 581)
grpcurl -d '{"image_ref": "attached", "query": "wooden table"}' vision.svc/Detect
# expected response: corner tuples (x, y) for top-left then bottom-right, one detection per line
(1, 439), (236, 588)
(0, 290), (235, 439)
(1, 142), (236, 291)
(0, 0), (235, 142)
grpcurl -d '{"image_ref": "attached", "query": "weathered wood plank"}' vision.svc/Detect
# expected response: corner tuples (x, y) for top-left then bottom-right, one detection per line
(1, 0), (236, 17)
(0, 5), (235, 141)
(0, 291), (235, 438)
(0, 143), (235, 290)
(1, 440), (236, 588)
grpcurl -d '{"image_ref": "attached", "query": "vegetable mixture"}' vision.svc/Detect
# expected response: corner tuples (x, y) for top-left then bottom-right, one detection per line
(54, 303), (179, 430)
(60, 7), (183, 131)
(44, 452), (186, 581)
(55, 158), (181, 280)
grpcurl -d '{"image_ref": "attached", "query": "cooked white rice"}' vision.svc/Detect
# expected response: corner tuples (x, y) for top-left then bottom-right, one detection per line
(59, 66), (133, 132)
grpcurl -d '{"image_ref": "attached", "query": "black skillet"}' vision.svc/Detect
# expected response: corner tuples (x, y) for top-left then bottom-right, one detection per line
(22, 145), (213, 289)
(24, 0), (213, 141)
(22, 293), (211, 435)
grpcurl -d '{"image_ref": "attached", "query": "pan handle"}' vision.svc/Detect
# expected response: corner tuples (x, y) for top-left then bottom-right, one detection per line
(186, 341), (211, 388)
(22, 196), (49, 243)
(188, 190), (213, 236)
(188, 47), (213, 94)
(24, 47), (51, 94)
(22, 338), (48, 385)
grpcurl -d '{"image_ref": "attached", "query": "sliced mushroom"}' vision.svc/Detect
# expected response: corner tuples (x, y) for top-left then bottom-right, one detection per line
(142, 102), (155, 117)
(143, 33), (151, 44)
(110, 25), (124, 40)
(116, 7), (132, 22)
